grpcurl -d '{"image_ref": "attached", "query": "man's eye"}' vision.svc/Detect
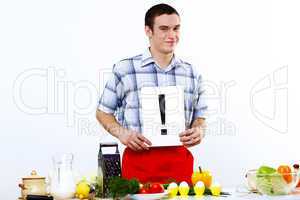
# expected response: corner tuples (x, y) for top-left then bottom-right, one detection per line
(160, 27), (169, 31)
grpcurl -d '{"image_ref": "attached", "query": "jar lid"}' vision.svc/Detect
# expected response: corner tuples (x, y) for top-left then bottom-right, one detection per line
(22, 170), (45, 180)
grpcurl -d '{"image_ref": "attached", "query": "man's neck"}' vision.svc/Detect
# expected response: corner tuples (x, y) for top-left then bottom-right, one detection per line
(149, 47), (174, 69)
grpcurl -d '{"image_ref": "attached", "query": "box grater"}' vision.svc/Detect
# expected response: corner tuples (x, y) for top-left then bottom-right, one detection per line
(97, 142), (121, 198)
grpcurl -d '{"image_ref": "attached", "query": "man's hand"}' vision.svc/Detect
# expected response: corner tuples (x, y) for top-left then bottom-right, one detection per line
(179, 126), (205, 148)
(96, 110), (152, 151)
(118, 129), (152, 151)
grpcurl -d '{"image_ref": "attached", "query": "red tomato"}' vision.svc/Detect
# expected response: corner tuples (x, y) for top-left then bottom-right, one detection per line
(149, 183), (164, 193)
(139, 188), (148, 194)
(277, 165), (292, 183)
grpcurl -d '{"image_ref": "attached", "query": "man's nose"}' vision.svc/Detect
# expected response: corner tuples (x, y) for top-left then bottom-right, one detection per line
(167, 30), (176, 39)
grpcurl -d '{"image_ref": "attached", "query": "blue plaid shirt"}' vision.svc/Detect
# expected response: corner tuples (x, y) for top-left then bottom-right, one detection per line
(98, 48), (207, 133)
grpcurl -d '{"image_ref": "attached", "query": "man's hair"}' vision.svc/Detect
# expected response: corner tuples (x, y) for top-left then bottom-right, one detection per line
(145, 3), (180, 30)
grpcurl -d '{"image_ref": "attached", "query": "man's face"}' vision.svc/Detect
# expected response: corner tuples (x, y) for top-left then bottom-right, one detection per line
(145, 14), (180, 54)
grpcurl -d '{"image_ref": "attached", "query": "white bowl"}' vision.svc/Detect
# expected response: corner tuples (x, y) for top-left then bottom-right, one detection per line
(246, 169), (299, 195)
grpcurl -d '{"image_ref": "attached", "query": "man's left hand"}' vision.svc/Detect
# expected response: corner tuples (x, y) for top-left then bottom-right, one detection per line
(179, 126), (205, 148)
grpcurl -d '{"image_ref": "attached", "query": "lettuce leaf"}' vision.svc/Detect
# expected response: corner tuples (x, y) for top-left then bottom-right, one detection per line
(256, 166), (288, 195)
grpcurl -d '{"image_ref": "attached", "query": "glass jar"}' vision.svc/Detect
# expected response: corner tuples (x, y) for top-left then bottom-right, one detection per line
(49, 153), (76, 199)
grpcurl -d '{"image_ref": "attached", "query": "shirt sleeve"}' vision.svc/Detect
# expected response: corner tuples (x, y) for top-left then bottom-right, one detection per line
(97, 66), (124, 114)
(192, 74), (208, 120)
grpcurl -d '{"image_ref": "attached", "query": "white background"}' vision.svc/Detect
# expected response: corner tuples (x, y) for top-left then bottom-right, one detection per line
(0, 0), (300, 199)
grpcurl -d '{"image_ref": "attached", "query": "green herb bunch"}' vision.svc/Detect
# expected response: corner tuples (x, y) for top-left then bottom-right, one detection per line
(108, 176), (140, 198)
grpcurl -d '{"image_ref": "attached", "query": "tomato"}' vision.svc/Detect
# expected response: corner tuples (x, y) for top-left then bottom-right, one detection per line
(149, 183), (164, 193)
(139, 188), (148, 194)
(277, 165), (292, 183)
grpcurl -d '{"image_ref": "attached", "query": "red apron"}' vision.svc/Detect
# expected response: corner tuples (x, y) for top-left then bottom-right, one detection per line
(122, 146), (193, 184)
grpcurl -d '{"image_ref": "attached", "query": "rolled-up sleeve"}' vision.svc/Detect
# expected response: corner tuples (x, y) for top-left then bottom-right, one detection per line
(98, 66), (124, 114)
(192, 74), (208, 120)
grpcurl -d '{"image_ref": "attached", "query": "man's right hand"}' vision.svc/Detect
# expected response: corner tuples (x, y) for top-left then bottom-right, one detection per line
(118, 129), (152, 151)
(96, 110), (152, 151)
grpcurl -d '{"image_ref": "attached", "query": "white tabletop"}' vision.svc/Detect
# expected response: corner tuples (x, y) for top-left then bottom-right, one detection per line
(66, 188), (300, 200)
(166, 188), (300, 200)
(22, 188), (299, 200)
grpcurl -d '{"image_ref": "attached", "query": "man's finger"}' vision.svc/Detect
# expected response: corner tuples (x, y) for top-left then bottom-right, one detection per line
(127, 143), (137, 151)
(180, 136), (190, 142)
(128, 144), (136, 151)
(185, 140), (201, 148)
(181, 131), (199, 142)
(134, 137), (150, 150)
(183, 135), (201, 145)
(129, 143), (140, 151)
(137, 134), (152, 146)
(191, 136), (201, 145)
(134, 137), (149, 150)
(130, 140), (142, 151)
(183, 138), (194, 146)
(179, 130), (185, 137)
(184, 138), (201, 147)
(180, 130), (197, 142)
(139, 141), (150, 150)
(179, 129), (193, 137)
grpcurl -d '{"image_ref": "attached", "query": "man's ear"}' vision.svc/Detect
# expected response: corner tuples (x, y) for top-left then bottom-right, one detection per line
(145, 26), (153, 38)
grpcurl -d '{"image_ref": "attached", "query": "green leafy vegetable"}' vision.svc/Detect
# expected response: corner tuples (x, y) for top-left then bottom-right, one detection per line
(256, 166), (288, 195)
(257, 166), (277, 174)
(108, 176), (140, 198)
(162, 184), (169, 190)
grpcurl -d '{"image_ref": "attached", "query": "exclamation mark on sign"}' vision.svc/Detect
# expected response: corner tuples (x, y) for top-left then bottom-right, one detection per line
(159, 94), (167, 135)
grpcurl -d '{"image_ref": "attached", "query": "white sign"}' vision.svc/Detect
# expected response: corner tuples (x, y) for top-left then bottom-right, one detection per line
(140, 86), (185, 146)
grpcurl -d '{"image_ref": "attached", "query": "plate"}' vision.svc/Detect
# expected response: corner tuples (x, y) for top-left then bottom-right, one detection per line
(130, 191), (168, 200)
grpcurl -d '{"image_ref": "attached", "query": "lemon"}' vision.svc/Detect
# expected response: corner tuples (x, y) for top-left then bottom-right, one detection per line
(178, 181), (189, 196)
(76, 181), (90, 199)
(194, 181), (205, 196)
(210, 182), (221, 196)
(167, 182), (178, 197)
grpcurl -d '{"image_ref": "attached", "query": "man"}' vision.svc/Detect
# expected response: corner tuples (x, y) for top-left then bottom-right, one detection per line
(96, 3), (207, 184)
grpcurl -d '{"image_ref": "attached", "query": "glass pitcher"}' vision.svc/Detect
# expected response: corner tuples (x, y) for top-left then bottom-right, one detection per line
(49, 153), (76, 199)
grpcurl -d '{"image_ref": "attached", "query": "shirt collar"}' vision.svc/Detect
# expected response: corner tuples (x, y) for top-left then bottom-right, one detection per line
(141, 48), (155, 67)
(141, 47), (185, 69)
